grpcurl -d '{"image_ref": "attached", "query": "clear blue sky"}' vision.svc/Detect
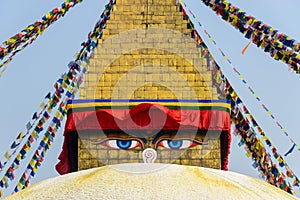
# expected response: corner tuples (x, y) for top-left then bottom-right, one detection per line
(0, 0), (300, 197)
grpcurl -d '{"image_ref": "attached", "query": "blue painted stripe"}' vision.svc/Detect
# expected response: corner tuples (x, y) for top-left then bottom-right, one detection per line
(67, 99), (230, 104)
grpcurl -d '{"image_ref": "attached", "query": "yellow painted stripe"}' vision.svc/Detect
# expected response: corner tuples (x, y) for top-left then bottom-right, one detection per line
(66, 102), (231, 110)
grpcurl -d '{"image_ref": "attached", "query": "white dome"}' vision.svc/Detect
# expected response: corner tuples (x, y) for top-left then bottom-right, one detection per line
(5, 164), (298, 200)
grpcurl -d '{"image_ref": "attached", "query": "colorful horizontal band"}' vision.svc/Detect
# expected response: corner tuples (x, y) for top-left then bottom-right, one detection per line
(67, 99), (230, 103)
(68, 105), (230, 114)
(66, 99), (231, 113)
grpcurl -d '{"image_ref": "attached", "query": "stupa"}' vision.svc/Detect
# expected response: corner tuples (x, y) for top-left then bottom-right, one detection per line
(55, 0), (231, 175)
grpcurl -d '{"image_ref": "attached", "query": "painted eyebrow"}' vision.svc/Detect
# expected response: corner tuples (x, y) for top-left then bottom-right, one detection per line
(152, 130), (174, 144)
(152, 130), (205, 144)
(92, 137), (147, 149)
(92, 130), (148, 144)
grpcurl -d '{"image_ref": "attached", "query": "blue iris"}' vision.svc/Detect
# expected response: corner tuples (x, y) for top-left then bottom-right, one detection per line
(116, 140), (132, 149)
(167, 140), (183, 149)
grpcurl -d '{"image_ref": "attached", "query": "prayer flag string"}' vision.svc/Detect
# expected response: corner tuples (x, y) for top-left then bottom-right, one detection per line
(198, 0), (300, 74)
(0, 0), (115, 197)
(0, 0), (84, 77)
(180, 0), (299, 194)
(179, 1), (300, 158)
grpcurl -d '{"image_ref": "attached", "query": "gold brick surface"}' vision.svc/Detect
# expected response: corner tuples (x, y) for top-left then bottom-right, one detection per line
(78, 131), (222, 171)
(77, 0), (222, 171)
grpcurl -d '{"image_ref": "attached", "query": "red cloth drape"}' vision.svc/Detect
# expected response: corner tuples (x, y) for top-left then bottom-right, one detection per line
(56, 103), (231, 174)
(65, 103), (230, 131)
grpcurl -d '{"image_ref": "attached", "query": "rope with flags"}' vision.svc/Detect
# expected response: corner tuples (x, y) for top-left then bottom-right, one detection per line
(179, 1), (300, 158)
(0, 0), (299, 197)
(0, 0), (115, 196)
(12, 68), (83, 193)
(198, 0), (300, 74)
(0, 0), (85, 187)
(0, 0), (84, 77)
(180, 1), (299, 194)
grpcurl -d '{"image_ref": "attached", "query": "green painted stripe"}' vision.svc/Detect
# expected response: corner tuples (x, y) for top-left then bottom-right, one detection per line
(67, 105), (230, 114)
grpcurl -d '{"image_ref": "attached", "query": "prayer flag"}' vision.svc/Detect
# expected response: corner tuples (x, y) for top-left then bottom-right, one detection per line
(45, 92), (51, 99)
(11, 141), (20, 149)
(16, 132), (24, 140)
(32, 112), (38, 120)
(4, 152), (10, 160)
(284, 144), (296, 157)
(26, 122), (32, 131)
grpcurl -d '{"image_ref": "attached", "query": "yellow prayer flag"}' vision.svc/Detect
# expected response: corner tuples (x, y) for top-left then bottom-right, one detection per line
(40, 102), (45, 109)
(42, 148), (47, 155)
(17, 182), (23, 189)
(224, 1), (229, 9)
(246, 18), (252, 25)
(29, 160), (36, 167)
(62, 82), (68, 88)
(261, 41), (266, 50)
(24, 144), (30, 151)
(232, 19), (237, 27)
(46, 105), (52, 112)
(61, 8), (66, 14)
(63, 75), (68, 81)
(32, 131), (37, 138)
(16, 153), (21, 161)
(33, 166), (38, 173)
(53, 127), (58, 133)
(46, 13), (51, 19)
(68, 87), (74, 93)
(254, 142), (260, 150)
(74, 52), (80, 59)
(55, 111), (62, 119)
(27, 25), (35, 31)
(246, 151), (252, 157)
(262, 136), (268, 141)
(231, 91), (238, 100)
(42, 136), (49, 142)
(4, 152), (11, 160)
(7, 38), (16, 43)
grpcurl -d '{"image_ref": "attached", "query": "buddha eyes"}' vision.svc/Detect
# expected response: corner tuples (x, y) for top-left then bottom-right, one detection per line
(98, 138), (201, 150)
(157, 139), (200, 149)
(101, 139), (142, 150)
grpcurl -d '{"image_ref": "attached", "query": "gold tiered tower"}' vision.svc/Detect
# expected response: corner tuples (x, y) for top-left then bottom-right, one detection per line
(57, 0), (231, 174)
